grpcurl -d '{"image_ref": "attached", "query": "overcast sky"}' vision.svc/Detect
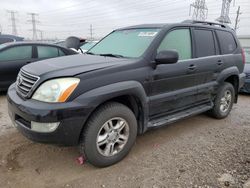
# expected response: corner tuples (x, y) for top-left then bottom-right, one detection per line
(0, 0), (249, 40)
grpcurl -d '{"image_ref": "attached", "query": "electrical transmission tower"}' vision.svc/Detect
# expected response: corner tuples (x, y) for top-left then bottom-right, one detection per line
(216, 0), (233, 24)
(27, 13), (40, 40)
(7, 10), (18, 36)
(189, 0), (208, 21)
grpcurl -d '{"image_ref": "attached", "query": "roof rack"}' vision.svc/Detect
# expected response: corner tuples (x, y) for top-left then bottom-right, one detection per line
(182, 20), (230, 29)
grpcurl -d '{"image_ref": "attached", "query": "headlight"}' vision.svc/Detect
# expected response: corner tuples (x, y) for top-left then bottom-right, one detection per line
(32, 78), (80, 102)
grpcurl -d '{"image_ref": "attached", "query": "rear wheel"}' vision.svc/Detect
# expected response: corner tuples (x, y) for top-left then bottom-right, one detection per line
(79, 102), (137, 167)
(209, 82), (235, 119)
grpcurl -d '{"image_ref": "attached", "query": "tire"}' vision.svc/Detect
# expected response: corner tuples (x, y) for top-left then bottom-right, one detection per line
(79, 102), (137, 167)
(209, 82), (235, 119)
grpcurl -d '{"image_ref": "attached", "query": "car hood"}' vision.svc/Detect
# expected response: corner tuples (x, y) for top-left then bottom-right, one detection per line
(23, 54), (133, 77)
(244, 64), (250, 73)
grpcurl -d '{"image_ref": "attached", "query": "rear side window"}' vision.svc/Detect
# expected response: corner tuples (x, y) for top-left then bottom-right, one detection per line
(216, 30), (237, 54)
(0, 46), (32, 61)
(194, 29), (216, 58)
(37, 46), (59, 59)
(158, 29), (192, 60)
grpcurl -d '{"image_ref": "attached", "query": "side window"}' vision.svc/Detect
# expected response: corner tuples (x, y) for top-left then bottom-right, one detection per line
(0, 46), (32, 61)
(216, 30), (237, 54)
(58, 48), (65, 56)
(37, 46), (59, 59)
(194, 29), (216, 58)
(158, 29), (192, 60)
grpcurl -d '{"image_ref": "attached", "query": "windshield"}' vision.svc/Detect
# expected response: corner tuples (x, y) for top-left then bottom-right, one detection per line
(81, 42), (97, 51)
(88, 28), (160, 58)
(245, 49), (250, 64)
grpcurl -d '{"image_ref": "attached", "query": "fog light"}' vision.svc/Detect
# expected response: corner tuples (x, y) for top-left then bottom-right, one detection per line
(31, 121), (60, 133)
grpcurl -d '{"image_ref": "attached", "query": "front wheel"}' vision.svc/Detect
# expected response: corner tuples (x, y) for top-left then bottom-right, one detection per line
(79, 102), (137, 167)
(209, 82), (235, 119)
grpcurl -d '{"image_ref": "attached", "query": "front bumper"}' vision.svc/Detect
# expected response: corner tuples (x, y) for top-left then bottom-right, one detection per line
(7, 84), (92, 146)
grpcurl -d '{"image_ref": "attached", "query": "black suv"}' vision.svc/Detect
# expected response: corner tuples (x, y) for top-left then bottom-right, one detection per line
(7, 20), (245, 167)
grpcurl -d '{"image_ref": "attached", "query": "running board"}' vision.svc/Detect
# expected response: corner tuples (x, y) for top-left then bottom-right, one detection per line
(148, 103), (213, 128)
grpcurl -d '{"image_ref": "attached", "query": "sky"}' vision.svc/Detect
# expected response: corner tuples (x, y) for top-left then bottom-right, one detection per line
(0, 0), (249, 40)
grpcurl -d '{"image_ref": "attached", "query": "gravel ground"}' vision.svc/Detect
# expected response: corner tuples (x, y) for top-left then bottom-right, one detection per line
(0, 92), (249, 188)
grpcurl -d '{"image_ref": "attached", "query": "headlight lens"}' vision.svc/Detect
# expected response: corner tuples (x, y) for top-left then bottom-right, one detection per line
(32, 78), (80, 102)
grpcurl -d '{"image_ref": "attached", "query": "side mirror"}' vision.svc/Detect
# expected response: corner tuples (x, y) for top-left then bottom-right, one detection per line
(155, 50), (179, 65)
(65, 36), (86, 51)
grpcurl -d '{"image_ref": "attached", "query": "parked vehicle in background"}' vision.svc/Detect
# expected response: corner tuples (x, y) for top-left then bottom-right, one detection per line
(7, 20), (245, 167)
(241, 48), (250, 93)
(0, 42), (77, 91)
(0, 34), (24, 45)
(80, 41), (98, 53)
(54, 40), (66, 47)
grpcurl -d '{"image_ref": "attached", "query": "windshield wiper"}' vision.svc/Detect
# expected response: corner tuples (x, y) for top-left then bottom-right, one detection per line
(85, 52), (95, 55)
(99, 53), (125, 58)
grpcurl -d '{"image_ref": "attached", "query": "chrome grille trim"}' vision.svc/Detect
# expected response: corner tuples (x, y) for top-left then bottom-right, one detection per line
(16, 69), (40, 97)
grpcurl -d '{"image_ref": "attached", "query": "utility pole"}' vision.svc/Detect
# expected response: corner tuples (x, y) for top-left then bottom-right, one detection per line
(7, 10), (18, 36)
(38, 30), (43, 40)
(27, 13), (40, 40)
(216, 0), (233, 24)
(189, 0), (208, 21)
(89, 24), (94, 41)
(234, 6), (241, 32)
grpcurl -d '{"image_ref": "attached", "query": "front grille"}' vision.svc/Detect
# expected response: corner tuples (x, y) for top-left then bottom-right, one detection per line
(16, 69), (39, 97)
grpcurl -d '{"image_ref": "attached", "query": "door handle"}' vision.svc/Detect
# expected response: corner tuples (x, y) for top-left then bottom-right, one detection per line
(217, 60), (223, 66)
(188, 64), (197, 70)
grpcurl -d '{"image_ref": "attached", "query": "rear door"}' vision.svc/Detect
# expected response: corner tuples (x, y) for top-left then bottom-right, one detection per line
(191, 28), (221, 103)
(0, 45), (34, 87)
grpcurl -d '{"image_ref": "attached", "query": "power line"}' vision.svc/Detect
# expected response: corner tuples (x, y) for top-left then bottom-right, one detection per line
(7, 10), (18, 36)
(190, 0), (208, 21)
(27, 13), (40, 40)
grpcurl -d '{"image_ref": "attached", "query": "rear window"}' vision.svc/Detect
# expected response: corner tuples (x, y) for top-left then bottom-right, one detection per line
(194, 29), (216, 58)
(216, 30), (237, 54)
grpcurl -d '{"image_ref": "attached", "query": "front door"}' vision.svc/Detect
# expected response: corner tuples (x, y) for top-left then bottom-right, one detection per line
(149, 28), (199, 118)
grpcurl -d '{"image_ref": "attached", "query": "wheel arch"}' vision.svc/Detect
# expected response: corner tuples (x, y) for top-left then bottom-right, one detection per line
(76, 81), (149, 143)
(217, 66), (240, 103)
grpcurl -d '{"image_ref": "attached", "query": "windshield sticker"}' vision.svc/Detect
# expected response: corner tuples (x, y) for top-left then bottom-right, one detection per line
(138, 32), (158, 37)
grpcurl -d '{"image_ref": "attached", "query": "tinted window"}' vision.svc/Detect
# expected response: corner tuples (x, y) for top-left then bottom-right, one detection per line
(37, 46), (59, 58)
(194, 29), (216, 58)
(0, 46), (32, 61)
(216, 30), (237, 54)
(158, 29), (192, 60)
